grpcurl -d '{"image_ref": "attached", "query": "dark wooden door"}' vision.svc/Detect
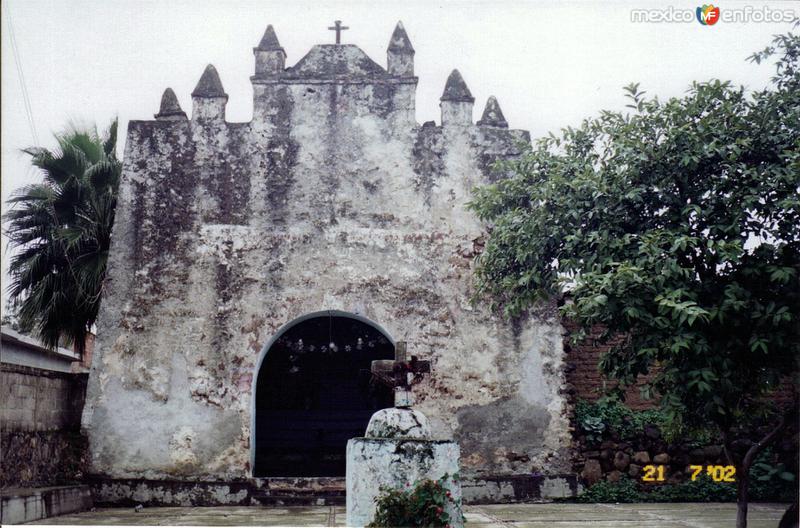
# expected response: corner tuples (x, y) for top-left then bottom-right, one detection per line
(254, 315), (394, 476)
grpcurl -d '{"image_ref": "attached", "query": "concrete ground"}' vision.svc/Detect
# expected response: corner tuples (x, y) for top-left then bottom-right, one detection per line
(29, 502), (790, 527)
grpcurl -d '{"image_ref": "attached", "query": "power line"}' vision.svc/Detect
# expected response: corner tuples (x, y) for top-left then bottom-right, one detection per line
(5, 1), (39, 146)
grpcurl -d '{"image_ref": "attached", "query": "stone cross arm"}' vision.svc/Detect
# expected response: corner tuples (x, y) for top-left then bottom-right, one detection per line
(371, 341), (430, 408)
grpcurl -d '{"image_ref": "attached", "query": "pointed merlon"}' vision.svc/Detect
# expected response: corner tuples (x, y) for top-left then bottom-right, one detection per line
(440, 69), (474, 103)
(388, 21), (414, 53)
(477, 96), (508, 128)
(256, 25), (284, 51)
(154, 88), (187, 119)
(192, 64), (228, 98)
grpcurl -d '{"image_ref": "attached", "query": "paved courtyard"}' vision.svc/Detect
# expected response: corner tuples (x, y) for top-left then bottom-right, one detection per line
(31, 502), (790, 527)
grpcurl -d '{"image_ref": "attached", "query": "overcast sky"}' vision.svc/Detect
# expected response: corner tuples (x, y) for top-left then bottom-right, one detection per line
(1, 0), (796, 310)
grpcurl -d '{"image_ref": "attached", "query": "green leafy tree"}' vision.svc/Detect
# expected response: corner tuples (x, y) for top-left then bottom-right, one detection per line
(470, 30), (799, 528)
(4, 120), (121, 353)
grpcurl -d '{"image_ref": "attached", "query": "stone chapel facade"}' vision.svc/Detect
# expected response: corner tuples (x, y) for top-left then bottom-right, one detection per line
(82, 22), (576, 503)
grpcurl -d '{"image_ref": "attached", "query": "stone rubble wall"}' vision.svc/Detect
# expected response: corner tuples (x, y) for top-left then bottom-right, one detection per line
(0, 364), (89, 488)
(576, 426), (800, 487)
(577, 431), (716, 487)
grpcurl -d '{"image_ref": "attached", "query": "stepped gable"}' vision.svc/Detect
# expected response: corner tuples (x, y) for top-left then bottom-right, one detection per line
(283, 44), (389, 80)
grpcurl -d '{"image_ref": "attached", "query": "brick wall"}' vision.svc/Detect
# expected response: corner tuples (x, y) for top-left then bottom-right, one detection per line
(562, 321), (657, 410)
(562, 320), (797, 411)
(0, 363), (89, 488)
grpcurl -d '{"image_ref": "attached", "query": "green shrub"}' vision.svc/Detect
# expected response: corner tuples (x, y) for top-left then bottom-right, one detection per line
(576, 475), (736, 503)
(749, 448), (797, 502)
(576, 462), (797, 504)
(683, 428), (715, 450)
(574, 397), (715, 444)
(648, 475), (737, 502)
(367, 474), (465, 528)
(575, 476), (641, 503)
(580, 415), (606, 445)
(575, 397), (670, 442)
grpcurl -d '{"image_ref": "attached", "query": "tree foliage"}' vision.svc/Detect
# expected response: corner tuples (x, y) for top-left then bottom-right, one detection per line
(470, 28), (799, 527)
(4, 120), (121, 352)
(471, 31), (798, 424)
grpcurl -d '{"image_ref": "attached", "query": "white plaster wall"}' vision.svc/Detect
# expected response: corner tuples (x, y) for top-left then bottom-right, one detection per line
(82, 45), (571, 481)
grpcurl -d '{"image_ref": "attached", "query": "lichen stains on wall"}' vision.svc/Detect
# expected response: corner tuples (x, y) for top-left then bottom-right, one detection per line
(83, 25), (570, 482)
(456, 396), (550, 471)
(411, 124), (445, 204)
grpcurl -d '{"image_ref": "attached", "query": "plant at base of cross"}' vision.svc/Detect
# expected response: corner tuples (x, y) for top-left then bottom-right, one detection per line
(367, 473), (465, 528)
(469, 26), (800, 528)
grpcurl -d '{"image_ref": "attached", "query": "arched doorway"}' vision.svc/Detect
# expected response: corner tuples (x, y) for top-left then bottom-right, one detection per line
(251, 311), (395, 477)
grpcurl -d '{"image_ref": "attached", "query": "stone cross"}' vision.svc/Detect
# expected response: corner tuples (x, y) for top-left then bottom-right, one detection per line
(371, 341), (431, 408)
(327, 20), (349, 44)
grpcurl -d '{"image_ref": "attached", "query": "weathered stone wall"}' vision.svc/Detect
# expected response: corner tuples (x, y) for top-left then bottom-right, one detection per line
(82, 28), (572, 485)
(1, 363), (88, 487)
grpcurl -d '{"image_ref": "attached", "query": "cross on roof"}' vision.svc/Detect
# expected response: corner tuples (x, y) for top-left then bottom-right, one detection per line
(327, 20), (349, 45)
(371, 341), (431, 408)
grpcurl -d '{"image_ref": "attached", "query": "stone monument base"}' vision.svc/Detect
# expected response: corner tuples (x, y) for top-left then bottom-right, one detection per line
(346, 438), (461, 527)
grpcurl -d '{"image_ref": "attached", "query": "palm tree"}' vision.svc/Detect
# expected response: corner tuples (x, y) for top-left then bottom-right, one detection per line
(3, 120), (121, 353)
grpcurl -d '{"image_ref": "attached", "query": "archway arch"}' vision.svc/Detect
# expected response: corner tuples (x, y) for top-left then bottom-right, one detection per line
(250, 310), (395, 477)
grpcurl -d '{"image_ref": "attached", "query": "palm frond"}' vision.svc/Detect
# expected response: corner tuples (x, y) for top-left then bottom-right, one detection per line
(103, 119), (118, 158)
(3, 119), (122, 352)
(85, 160), (120, 191)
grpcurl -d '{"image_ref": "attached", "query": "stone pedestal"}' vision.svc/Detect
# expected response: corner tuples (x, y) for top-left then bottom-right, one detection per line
(346, 408), (462, 527)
